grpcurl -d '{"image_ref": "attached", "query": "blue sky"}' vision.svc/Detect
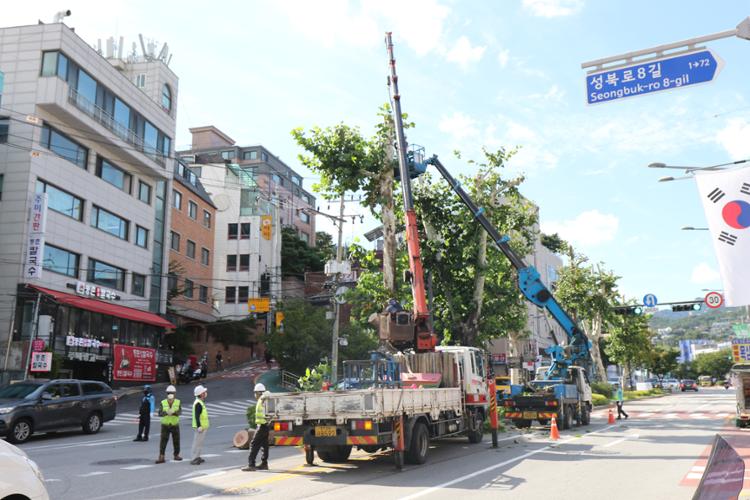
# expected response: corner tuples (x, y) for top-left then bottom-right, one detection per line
(6, 1), (750, 304)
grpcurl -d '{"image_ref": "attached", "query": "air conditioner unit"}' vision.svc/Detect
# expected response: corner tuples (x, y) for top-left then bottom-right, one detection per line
(325, 260), (351, 275)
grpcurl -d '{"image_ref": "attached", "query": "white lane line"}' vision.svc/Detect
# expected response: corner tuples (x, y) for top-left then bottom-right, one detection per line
(217, 423), (249, 429)
(602, 434), (639, 448)
(121, 464), (153, 471)
(89, 466), (239, 499)
(225, 449), (247, 453)
(692, 466), (706, 472)
(200, 454), (221, 458)
(78, 471), (111, 477)
(24, 437), (133, 452)
(399, 424), (618, 500)
(687, 472), (703, 480)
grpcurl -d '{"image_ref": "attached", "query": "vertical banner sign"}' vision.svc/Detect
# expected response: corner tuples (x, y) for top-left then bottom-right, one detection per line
(261, 215), (272, 240)
(29, 352), (52, 372)
(24, 193), (47, 279)
(113, 344), (156, 381)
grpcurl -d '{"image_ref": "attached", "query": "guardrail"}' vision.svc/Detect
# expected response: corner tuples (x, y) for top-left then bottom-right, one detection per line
(280, 370), (300, 391)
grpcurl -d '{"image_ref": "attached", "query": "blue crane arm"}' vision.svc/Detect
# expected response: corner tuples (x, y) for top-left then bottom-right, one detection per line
(425, 155), (591, 375)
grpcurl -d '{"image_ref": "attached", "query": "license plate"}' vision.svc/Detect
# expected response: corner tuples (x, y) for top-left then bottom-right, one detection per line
(523, 411), (536, 419)
(315, 426), (337, 437)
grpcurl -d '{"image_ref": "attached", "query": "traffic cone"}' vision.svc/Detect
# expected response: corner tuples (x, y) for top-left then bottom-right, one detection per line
(549, 415), (560, 441)
(608, 407), (616, 424)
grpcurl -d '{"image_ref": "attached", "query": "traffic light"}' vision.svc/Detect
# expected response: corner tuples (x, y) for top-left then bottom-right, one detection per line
(672, 303), (701, 312)
(613, 306), (643, 315)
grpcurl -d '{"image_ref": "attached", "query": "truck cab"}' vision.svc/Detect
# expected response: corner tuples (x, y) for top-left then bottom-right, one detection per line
(436, 346), (489, 405)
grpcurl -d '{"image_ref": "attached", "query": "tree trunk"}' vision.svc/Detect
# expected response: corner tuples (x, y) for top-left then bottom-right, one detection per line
(508, 331), (527, 384)
(462, 227), (488, 347)
(582, 316), (607, 382)
(379, 170), (397, 293)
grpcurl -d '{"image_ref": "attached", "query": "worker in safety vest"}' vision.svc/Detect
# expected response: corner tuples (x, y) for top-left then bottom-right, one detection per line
(190, 385), (209, 465)
(155, 385), (181, 464)
(242, 383), (270, 471)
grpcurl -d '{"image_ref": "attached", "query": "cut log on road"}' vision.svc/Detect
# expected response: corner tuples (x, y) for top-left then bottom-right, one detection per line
(233, 428), (255, 449)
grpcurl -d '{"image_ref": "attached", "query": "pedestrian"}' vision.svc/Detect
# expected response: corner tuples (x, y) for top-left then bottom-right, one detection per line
(264, 349), (272, 369)
(242, 383), (270, 471)
(216, 351), (223, 371)
(155, 385), (182, 464)
(190, 385), (209, 465)
(134, 385), (155, 442)
(616, 386), (629, 420)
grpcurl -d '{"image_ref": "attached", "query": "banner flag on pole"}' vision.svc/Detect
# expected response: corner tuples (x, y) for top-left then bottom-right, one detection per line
(695, 167), (750, 307)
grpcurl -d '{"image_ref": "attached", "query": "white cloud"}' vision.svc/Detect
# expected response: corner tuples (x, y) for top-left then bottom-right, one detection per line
(445, 36), (486, 69)
(716, 118), (750, 160)
(497, 49), (510, 68)
(691, 262), (720, 284)
(522, 0), (584, 17)
(541, 210), (619, 247)
(438, 111), (480, 141)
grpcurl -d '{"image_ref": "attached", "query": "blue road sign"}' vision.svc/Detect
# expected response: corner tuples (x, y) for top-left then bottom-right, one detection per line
(586, 49), (723, 105)
(643, 294), (658, 307)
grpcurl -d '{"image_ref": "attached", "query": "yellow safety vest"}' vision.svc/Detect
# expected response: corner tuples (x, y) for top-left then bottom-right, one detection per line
(255, 398), (266, 425)
(192, 398), (209, 429)
(160, 399), (180, 426)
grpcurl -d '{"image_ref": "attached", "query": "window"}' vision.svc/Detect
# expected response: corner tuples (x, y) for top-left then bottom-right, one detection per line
(43, 244), (79, 277)
(161, 84), (172, 112)
(138, 181), (152, 204)
(82, 383), (111, 395)
(35, 180), (83, 220)
(226, 255), (237, 272)
(184, 279), (194, 298)
(228, 223), (238, 240)
(291, 176), (302, 186)
(76, 68), (97, 104)
(91, 206), (129, 240)
(96, 157), (131, 192)
(261, 152), (268, 161)
(188, 201), (198, 219)
(221, 150), (235, 160)
(170, 231), (180, 251)
(135, 226), (149, 248)
(199, 285), (208, 303)
(203, 210), (211, 228)
(238, 286), (249, 303)
(132, 273), (146, 297)
(40, 125), (88, 169)
(173, 190), (182, 210)
(0, 116), (8, 143)
(114, 98), (130, 134)
(144, 121), (158, 157)
(300, 231), (310, 244)
(299, 211), (310, 223)
(87, 259), (125, 291)
(186, 240), (196, 259)
(135, 74), (146, 88)
(225, 286), (236, 304)
(240, 223), (251, 239)
(243, 150), (258, 160)
(272, 174), (281, 185)
(201, 248), (210, 266)
(239, 254), (250, 272)
(167, 273), (178, 292)
(41, 51), (58, 76)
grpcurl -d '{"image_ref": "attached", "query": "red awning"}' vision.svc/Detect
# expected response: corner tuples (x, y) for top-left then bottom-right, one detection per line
(29, 285), (175, 329)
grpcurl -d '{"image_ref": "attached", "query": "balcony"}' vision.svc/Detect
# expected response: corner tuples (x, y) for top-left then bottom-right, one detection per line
(68, 87), (165, 166)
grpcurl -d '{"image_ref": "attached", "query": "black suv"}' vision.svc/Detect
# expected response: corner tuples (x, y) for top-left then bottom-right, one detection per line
(0, 379), (117, 444)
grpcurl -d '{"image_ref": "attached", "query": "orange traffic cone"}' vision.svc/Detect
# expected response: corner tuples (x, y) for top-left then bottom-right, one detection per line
(550, 415), (560, 441)
(608, 407), (616, 424)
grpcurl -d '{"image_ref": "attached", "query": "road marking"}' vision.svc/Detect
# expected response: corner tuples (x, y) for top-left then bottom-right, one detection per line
(686, 472), (703, 480)
(121, 465), (153, 470)
(399, 424), (618, 500)
(78, 471), (111, 477)
(179, 467), (229, 480)
(602, 434), (639, 448)
(225, 449), (248, 453)
(201, 454), (221, 458)
(217, 423), (248, 429)
(44, 478), (62, 482)
(23, 437), (133, 451)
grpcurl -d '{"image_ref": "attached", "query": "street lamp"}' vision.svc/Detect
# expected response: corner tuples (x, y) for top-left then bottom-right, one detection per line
(681, 226), (709, 231)
(649, 158), (749, 173)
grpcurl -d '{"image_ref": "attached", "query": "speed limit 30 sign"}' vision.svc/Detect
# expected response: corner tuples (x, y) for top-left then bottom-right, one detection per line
(704, 291), (724, 309)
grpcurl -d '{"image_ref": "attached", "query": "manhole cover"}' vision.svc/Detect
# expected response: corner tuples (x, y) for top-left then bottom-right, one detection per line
(92, 458), (154, 466)
(221, 487), (263, 496)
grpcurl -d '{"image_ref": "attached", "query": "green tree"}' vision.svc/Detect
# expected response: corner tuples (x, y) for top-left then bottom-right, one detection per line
(694, 349), (733, 379)
(413, 148), (536, 347)
(264, 299), (332, 375)
(281, 226), (324, 277)
(605, 312), (654, 388)
(674, 361), (698, 380)
(292, 105), (408, 293)
(540, 233), (568, 254)
(647, 346), (680, 380)
(205, 318), (257, 349)
(314, 231), (335, 263)
(554, 249), (620, 381)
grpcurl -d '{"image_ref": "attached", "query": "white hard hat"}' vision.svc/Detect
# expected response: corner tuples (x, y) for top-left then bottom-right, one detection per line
(194, 385), (207, 397)
(166, 385), (177, 393)
(254, 383), (266, 393)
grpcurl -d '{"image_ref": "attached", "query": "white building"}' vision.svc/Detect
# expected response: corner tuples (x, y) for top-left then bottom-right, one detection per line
(182, 161), (282, 321)
(0, 23), (177, 382)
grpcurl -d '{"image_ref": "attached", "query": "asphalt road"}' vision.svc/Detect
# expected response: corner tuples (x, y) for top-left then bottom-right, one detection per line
(17, 383), (734, 499)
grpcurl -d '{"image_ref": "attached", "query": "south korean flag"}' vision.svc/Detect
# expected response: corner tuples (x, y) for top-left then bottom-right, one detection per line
(695, 167), (750, 307)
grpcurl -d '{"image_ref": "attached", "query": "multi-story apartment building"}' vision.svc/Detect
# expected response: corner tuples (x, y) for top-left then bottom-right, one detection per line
(178, 126), (316, 244)
(0, 23), (177, 384)
(168, 162), (216, 331)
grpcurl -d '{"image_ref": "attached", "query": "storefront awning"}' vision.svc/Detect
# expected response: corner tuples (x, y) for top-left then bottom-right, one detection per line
(29, 285), (175, 330)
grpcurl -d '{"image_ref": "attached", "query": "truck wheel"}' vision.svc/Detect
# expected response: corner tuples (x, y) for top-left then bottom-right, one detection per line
(468, 414), (484, 444)
(395, 449), (404, 470)
(581, 406), (591, 426)
(563, 407), (573, 430)
(317, 445), (352, 463)
(538, 419), (549, 426)
(405, 423), (429, 464)
(305, 446), (315, 465)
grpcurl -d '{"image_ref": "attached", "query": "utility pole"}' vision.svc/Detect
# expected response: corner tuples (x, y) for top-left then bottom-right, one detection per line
(22, 293), (41, 381)
(330, 195), (345, 385)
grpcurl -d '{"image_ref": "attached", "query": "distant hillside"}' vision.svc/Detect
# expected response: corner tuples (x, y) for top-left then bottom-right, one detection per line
(649, 305), (747, 345)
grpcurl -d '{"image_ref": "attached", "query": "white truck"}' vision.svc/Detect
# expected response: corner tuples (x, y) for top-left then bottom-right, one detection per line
(731, 364), (750, 428)
(264, 346), (491, 467)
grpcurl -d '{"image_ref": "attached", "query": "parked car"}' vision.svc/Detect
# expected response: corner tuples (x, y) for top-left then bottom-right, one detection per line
(0, 437), (49, 499)
(680, 379), (699, 392)
(663, 378), (681, 391)
(0, 379), (116, 444)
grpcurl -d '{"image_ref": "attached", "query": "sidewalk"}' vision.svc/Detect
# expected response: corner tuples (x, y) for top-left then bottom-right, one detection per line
(113, 360), (272, 401)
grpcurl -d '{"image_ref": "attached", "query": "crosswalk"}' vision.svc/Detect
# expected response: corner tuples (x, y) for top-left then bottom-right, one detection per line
(591, 409), (733, 420)
(108, 399), (255, 426)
